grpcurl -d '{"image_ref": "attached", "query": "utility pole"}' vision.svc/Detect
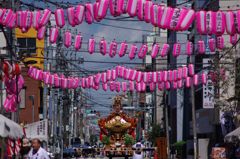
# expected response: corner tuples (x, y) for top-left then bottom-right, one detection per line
(190, 55), (198, 159)
(189, 1), (220, 159)
(59, 94), (63, 159)
(164, 91), (170, 159)
(167, 0), (177, 157)
(43, 24), (49, 120)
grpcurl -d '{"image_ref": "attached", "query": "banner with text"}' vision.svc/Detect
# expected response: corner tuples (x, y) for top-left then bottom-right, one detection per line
(25, 119), (48, 142)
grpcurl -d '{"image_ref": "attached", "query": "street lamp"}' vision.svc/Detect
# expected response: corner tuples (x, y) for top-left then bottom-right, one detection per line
(29, 95), (35, 123)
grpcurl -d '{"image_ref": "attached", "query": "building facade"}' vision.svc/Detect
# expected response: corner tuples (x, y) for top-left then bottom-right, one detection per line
(15, 28), (44, 124)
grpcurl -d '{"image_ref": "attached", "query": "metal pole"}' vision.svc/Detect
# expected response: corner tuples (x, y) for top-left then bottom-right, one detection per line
(29, 95), (35, 123)
(0, 74), (3, 114)
(32, 104), (35, 123)
(167, 1), (177, 157)
(43, 24), (50, 120)
(190, 56), (198, 159)
(164, 91), (170, 159)
(60, 95), (63, 159)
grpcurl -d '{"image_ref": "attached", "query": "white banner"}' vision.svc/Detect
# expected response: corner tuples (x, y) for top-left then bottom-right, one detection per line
(25, 119), (48, 142)
(203, 59), (215, 109)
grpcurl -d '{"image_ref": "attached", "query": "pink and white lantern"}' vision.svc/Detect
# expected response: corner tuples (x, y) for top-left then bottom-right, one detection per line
(160, 43), (169, 57)
(138, 44), (148, 59)
(196, 11), (207, 34)
(88, 37), (95, 54)
(225, 11), (236, 35)
(64, 31), (72, 48)
(197, 40), (205, 54)
(208, 38), (216, 52)
(186, 41), (193, 56)
(109, 39), (118, 58)
(39, 9), (51, 27)
(216, 36), (224, 50)
(127, 0), (138, 17)
(129, 44), (137, 60)
(118, 41), (128, 57)
(74, 34), (83, 51)
(97, 0), (109, 19)
(50, 27), (59, 44)
(99, 38), (107, 55)
(75, 5), (85, 25)
(173, 42), (181, 57)
(85, 3), (94, 24)
(151, 43), (160, 58)
(55, 8), (65, 28)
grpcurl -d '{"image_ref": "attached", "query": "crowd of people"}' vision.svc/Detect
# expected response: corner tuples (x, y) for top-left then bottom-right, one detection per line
(20, 138), (49, 159)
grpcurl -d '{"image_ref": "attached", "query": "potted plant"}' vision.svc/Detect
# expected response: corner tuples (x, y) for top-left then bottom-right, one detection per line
(148, 124), (165, 145)
(124, 134), (135, 146)
(173, 140), (186, 158)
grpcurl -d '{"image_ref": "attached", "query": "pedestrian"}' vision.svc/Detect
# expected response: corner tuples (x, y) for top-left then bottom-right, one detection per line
(132, 139), (145, 159)
(27, 138), (49, 159)
(20, 138), (31, 159)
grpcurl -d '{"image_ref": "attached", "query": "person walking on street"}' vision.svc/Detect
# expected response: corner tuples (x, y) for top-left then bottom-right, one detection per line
(20, 138), (31, 159)
(132, 140), (145, 159)
(28, 138), (49, 159)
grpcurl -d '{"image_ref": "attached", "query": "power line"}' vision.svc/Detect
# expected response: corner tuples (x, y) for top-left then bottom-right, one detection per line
(24, 54), (237, 66)
(176, 0), (192, 6)
(81, 92), (113, 109)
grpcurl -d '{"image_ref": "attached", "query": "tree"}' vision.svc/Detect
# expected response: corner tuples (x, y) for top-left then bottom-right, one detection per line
(210, 43), (240, 124)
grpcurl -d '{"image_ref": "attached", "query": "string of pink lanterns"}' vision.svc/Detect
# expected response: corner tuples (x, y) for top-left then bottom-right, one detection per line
(27, 64), (207, 92)
(48, 30), (234, 59)
(0, 1), (240, 35)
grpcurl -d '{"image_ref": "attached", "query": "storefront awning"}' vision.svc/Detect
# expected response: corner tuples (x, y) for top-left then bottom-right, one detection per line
(0, 114), (24, 139)
(224, 127), (240, 143)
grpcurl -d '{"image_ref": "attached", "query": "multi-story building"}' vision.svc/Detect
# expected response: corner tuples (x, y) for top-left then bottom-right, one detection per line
(15, 28), (44, 124)
(144, 27), (167, 138)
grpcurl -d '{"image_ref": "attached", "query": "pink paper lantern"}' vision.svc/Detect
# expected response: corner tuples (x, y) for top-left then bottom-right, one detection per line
(151, 43), (160, 58)
(99, 38), (107, 55)
(118, 41), (128, 57)
(74, 34), (83, 51)
(109, 39), (118, 58)
(55, 8), (65, 28)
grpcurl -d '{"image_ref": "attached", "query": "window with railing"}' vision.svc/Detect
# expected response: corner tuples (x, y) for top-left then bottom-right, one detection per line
(17, 38), (36, 55)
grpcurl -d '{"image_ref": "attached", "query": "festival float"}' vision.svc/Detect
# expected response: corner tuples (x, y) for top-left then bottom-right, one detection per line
(98, 96), (138, 158)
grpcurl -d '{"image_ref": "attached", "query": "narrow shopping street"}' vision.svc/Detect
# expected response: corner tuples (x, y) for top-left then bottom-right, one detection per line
(0, 0), (240, 159)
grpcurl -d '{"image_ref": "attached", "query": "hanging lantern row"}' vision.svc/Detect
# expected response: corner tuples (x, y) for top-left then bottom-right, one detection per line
(80, 64), (206, 85)
(85, 76), (205, 92)
(27, 64), (207, 92)
(0, 1), (240, 34)
(3, 75), (24, 112)
(1, 61), (21, 78)
(196, 10), (240, 36)
(49, 30), (235, 59)
(1, 61), (24, 112)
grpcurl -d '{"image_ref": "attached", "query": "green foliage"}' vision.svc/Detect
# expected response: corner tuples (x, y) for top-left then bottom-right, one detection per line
(124, 134), (135, 146)
(173, 141), (186, 156)
(173, 141), (186, 148)
(148, 124), (165, 145)
(102, 135), (110, 145)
